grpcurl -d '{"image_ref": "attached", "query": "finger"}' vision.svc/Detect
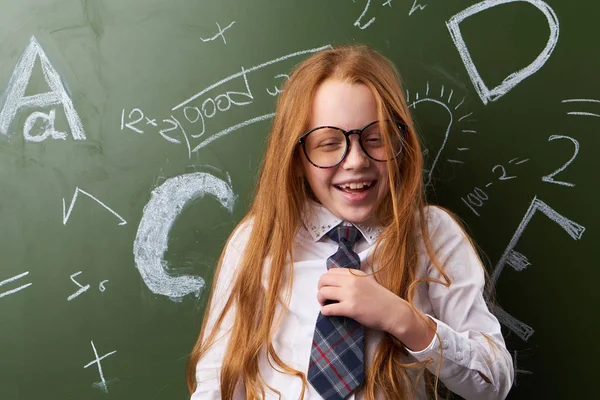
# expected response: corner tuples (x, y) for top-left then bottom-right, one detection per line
(321, 301), (349, 317)
(317, 272), (347, 289)
(326, 268), (366, 278)
(325, 268), (352, 275)
(317, 286), (343, 305)
(319, 269), (368, 291)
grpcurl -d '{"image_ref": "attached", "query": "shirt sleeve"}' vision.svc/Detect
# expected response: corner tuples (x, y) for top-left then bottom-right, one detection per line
(407, 207), (514, 400)
(190, 221), (251, 400)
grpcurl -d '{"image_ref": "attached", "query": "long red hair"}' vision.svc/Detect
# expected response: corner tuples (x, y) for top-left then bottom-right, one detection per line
(186, 45), (451, 399)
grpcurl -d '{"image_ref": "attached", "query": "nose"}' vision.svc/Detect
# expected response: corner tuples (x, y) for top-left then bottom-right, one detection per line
(342, 135), (370, 170)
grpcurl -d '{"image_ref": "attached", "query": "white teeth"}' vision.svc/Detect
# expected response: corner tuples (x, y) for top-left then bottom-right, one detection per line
(338, 181), (372, 189)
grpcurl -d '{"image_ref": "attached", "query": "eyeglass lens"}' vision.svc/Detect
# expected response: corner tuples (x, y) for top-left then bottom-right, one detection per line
(303, 121), (403, 168)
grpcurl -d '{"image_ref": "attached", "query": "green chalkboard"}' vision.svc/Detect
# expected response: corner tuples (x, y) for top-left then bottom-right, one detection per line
(0, 1), (598, 399)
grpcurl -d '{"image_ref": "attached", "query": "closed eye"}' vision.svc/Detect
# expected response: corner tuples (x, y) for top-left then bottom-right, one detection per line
(318, 141), (343, 150)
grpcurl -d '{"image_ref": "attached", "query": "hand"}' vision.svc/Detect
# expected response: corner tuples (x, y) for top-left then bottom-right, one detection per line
(317, 268), (407, 332)
(317, 268), (435, 351)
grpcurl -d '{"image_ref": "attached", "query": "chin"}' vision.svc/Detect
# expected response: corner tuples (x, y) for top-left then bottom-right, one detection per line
(338, 209), (376, 224)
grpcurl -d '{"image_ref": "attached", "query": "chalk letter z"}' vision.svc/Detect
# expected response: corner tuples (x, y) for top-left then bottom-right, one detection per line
(446, 0), (559, 105)
(0, 36), (86, 139)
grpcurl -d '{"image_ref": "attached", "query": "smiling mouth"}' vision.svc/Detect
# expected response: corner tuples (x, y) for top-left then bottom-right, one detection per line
(334, 181), (375, 193)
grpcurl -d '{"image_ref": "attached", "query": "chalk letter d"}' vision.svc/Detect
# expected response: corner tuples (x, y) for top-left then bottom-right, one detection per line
(447, 0), (559, 105)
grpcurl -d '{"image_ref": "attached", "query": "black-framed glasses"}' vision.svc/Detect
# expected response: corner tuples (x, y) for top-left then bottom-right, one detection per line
(298, 120), (407, 168)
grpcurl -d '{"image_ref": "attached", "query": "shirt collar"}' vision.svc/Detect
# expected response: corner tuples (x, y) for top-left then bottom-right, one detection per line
(301, 200), (384, 245)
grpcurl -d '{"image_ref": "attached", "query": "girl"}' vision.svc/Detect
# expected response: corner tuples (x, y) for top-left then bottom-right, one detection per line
(187, 45), (514, 399)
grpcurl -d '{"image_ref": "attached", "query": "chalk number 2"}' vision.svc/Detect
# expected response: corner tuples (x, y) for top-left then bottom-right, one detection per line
(542, 135), (579, 187)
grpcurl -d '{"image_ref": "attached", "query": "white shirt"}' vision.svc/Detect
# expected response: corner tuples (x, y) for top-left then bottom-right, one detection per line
(192, 204), (514, 400)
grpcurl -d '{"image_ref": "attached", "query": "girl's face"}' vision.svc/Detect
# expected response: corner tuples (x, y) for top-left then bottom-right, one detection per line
(300, 78), (390, 224)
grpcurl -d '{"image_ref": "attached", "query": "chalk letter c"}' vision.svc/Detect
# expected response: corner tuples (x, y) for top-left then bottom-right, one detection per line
(133, 172), (236, 301)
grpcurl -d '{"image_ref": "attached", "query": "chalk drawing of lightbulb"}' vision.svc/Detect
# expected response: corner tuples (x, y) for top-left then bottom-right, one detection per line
(407, 82), (477, 186)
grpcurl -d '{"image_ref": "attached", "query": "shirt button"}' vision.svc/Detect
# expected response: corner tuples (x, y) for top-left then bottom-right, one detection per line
(442, 340), (449, 349)
(456, 351), (463, 360)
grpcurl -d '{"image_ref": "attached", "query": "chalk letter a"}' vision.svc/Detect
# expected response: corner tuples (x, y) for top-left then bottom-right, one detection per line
(0, 36), (86, 139)
(447, 0), (559, 105)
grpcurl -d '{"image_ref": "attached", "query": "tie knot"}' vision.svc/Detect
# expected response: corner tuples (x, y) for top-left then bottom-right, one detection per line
(327, 224), (362, 248)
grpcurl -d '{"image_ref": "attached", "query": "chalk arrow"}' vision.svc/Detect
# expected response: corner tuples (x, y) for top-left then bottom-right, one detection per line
(63, 187), (127, 226)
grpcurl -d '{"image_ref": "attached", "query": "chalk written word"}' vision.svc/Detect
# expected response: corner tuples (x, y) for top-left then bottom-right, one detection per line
(122, 45), (328, 157)
(200, 21), (236, 44)
(133, 172), (236, 301)
(182, 71), (256, 148)
(173, 67), (262, 151)
(180, 67), (254, 140)
(67, 271), (109, 301)
(408, 82), (475, 185)
(123, 67), (256, 157)
(131, 109), (273, 157)
(83, 341), (117, 393)
(461, 157), (529, 217)
(447, 0), (559, 105)
(0, 271), (32, 300)
(0, 36), (86, 141)
(63, 187), (127, 226)
(487, 197), (585, 341)
(172, 45), (331, 111)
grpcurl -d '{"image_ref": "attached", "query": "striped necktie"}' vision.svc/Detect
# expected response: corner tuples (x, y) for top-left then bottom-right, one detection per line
(308, 225), (364, 400)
